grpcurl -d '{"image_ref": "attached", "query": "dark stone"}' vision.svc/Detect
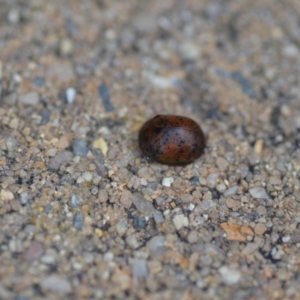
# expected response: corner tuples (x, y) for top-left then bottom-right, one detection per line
(32, 77), (45, 87)
(98, 84), (114, 112)
(133, 217), (147, 230)
(73, 212), (83, 231)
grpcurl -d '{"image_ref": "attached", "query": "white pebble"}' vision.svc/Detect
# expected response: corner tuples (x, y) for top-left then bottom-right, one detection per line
(282, 235), (291, 243)
(82, 171), (93, 182)
(162, 177), (174, 187)
(103, 252), (114, 262)
(173, 214), (189, 230)
(76, 176), (85, 184)
(65, 87), (76, 104)
(41, 255), (56, 264)
(216, 184), (226, 193)
(187, 203), (195, 212)
(8, 9), (20, 24)
(140, 178), (148, 186)
(219, 266), (241, 285)
(283, 44), (299, 58)
(20, 192), (29, 205)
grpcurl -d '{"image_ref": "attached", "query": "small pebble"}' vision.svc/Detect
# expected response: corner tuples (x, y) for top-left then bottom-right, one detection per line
(254, 223), (267, 235)
(93, 138), (108, 156)
(276, 208), (284, 218)
(242, 243), (259, 255)
(9, 118), (19, 130)
(9, 239), (22, 253)
(7, 9), (20, 24)
(153, 211), (164, 224)
(44, 205), (52, 214)
(126, 235), (140, 249)
(206, 173), (218, 188)
(72, 139), (88, 157)
(65, 87), (76, 104)
(41, 255), (55, 265)
(173, 214), (189, 230)
(178, 41), (201, 61)
(120, 190), (133, 208)
(187, 231), (198, 244)
(182, 193), (194, 203)
(0, 189), (14, 200)
(230, 71), (255, 99)
(256, 205), (267, 216)
(130, 259), (148, 278)
(40, 275), (71, 294)
(216, 157), (229, 171)
(59, 38), (74, 56)
(249, 187), (270, 199)
(189, 176), (199, 185)
(201, 199), (215, 210)
(133, 217), (147, 230)
(162, 177), (174, 187)
(283, 44), (299, 58)
(282, 236), (291, 243)
(48, 151), (73, 170)
(18, 92), (39, 105)
(98, 190), (108, 203)
(98, 84), (114, 112)
(148, 260), (162, 274)
(22, 241), (44, 262)
(19, 192), (29, 205)
(146, 236), (165, 252)
(216, 184), (226, 193)
(219, 266), (241, 285)
(71, 194), (78, 208)
(223, 186), (238, 197)
(133, 193), (155, 215)
(39, 109), (50, 124)
(140, 178), (148, 186)
(82, 171), (93, 182)
(33, 77), (45, 87)
(73, 212), (83, 231)
(116, 217), (128, 235)
(225, 197), (241, 209)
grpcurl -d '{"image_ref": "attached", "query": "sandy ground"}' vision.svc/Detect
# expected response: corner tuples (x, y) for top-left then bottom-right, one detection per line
(0, 0), (300, 299)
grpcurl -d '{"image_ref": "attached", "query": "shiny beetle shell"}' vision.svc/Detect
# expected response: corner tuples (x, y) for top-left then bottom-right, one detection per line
(138, 115), (205, 165)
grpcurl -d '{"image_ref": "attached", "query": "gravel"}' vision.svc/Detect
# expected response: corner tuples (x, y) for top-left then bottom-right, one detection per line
(1, 0), (300, 299)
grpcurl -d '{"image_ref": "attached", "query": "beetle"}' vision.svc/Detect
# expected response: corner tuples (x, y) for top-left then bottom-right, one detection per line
(138, 115), (205, 165)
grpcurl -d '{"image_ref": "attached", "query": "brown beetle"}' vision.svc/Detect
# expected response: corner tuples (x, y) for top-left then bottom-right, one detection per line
(138, 115), (205, 165)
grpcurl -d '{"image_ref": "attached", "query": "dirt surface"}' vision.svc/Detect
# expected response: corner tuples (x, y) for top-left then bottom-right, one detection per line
(1, 0), (300, 299)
